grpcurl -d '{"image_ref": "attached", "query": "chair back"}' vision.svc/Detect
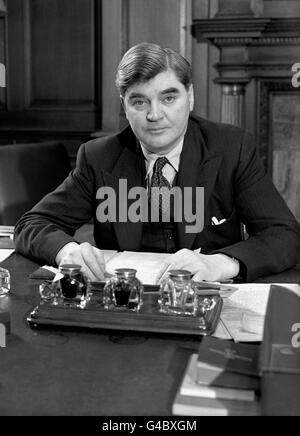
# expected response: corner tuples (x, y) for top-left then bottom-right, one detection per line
(0, 141), (71, 225)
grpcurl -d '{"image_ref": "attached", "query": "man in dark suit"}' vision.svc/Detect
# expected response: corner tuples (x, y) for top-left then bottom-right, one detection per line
(14, 42), (300, 282)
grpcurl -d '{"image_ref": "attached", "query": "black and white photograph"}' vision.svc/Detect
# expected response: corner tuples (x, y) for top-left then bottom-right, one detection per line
(0, 0), (300, 420)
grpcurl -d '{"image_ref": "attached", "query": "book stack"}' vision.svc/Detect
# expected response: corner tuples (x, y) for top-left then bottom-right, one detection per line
(172, 337), (261, 416)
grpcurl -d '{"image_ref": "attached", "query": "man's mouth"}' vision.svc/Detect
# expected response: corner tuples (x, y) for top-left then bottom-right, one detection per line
(147, 127), (168, 133)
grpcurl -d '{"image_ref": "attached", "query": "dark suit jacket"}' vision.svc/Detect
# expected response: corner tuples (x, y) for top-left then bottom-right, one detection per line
(14, 115), (300, 281)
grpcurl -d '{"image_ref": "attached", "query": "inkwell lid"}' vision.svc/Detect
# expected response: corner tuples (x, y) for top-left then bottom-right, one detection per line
(168, 269), (193, 280)
(114, 268), (137, 278)
(59, 264), (82, 273)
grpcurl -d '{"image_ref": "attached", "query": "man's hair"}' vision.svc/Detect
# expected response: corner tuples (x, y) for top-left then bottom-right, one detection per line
(116, 42), (192, 97)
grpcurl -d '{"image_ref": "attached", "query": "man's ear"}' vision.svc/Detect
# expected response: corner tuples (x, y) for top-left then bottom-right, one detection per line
(188, 84), (194, 112)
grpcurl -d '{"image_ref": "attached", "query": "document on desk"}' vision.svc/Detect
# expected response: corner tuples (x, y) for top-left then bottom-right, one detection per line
(104, 249), (206, 285)
(219, 283), (300, 343)
(0, 249), (15, 263)
(105, 250), (171, 285)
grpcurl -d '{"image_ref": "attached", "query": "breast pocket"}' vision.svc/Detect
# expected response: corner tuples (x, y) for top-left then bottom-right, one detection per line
(211, 209), (239, 232)
(203, 209), (242, 249)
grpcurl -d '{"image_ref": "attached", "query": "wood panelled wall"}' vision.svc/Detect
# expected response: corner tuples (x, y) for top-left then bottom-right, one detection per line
(101, 0), (193, 131)
(0, 0), (102, 160)
(192, 0), (220, 122)
(1, 0), (299, 161)
(3, 0), (101, 127)
(0, 0), (194, 144)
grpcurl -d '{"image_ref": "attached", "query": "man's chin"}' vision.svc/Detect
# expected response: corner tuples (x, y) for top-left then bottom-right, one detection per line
(142, 136), (176, 154)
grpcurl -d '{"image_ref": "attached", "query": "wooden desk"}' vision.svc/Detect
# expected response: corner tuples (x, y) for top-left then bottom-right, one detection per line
(0, 253), (299, 416)
(0, 254), (200, 416)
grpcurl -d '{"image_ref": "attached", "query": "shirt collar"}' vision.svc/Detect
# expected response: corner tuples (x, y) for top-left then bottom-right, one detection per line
(140, 138), (184, 178)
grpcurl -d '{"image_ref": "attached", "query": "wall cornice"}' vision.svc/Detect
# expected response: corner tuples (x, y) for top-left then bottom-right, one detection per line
(192, 18), (300, 47)
(213, 36), (300, 47)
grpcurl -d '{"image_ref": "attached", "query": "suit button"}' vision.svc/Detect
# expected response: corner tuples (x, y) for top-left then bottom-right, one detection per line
(167, 232), (173, 240)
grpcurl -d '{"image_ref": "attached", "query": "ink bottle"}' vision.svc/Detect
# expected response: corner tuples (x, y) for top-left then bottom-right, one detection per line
(159, 269), (198, 316)
(103, 268), (143, 312)
(58, 264), (90, 308)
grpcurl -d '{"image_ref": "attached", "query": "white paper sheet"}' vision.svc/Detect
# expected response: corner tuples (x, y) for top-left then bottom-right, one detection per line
(220, 283), (300, 342)
(105, 250), (171, 285)
(102, 249), (119, 263)
(0, 249), (15, 263)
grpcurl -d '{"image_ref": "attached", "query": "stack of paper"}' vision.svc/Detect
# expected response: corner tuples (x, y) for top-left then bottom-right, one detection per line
(219, 283), (300, 342)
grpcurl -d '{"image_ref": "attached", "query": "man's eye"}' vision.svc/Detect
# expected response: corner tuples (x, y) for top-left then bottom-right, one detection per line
(133, 100), (147, 107)
(163, 95), (176, 104)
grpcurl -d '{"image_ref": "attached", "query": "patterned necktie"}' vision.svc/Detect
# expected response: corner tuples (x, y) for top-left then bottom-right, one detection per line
(149, 157), (171, 220)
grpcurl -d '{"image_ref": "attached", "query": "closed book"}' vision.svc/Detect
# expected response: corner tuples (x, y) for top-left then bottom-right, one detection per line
(197, 336), (259, 377)
(172, 390), (260, 416)
(181, 354), (257, 402)
(197, 360), (260, 391)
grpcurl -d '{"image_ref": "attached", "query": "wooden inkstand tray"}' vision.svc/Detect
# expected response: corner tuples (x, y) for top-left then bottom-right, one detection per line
(27, 284), (223, 337)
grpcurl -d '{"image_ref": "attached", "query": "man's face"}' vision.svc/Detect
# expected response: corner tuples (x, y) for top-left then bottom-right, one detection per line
(122, 69), (194, 155)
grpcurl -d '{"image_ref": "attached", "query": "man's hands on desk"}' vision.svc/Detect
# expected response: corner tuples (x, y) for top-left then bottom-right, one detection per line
(55, 242), (106, 281)
(56, 243), (239, 283)
(162, 249), (240, 282)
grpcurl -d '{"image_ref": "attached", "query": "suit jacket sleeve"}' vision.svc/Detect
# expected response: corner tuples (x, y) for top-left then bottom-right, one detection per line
(14, 143), (94, 265)
(214, 131), (300, 281)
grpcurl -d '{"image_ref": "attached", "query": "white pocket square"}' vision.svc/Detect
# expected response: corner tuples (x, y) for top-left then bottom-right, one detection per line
(211, 216), (227, 226)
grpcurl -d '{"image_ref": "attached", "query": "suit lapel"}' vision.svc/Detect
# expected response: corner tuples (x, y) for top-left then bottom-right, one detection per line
(102, 132), (145, 251)
(100, 120), (222, 252)
(177, 119), (222, 249)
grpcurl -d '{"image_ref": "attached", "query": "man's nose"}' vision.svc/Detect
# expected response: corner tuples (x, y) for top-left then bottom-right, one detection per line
(146, 102), (163, 121)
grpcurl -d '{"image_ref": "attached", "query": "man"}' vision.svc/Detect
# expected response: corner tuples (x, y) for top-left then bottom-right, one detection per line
(14, 42), (300, 282)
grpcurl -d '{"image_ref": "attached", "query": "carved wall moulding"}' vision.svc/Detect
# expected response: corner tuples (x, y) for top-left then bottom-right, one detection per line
(192, 18), (300, 46)
(214, 77), (250, 85)
(213, 37), (300, 47)
(215, 63), (296, 80)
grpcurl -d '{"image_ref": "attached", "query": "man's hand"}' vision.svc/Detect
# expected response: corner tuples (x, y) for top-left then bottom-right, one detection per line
(55, 242), (105, 281)
(166, 248), (240, 282)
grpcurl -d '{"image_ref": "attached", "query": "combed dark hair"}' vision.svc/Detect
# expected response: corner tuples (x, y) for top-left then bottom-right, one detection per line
(116, 42), (192, 96)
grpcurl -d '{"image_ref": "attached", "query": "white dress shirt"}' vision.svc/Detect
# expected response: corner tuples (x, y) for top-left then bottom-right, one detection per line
(140, 139), (184, 190)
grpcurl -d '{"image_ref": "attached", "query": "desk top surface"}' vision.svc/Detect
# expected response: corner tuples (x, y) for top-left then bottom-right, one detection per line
(1, 253), (300, 416)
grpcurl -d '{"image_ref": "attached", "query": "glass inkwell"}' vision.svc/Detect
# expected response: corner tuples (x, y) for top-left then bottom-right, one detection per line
(158, 269), (198, 316)
(58, 264), (91, 308)
(103, 268), (143, 312)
